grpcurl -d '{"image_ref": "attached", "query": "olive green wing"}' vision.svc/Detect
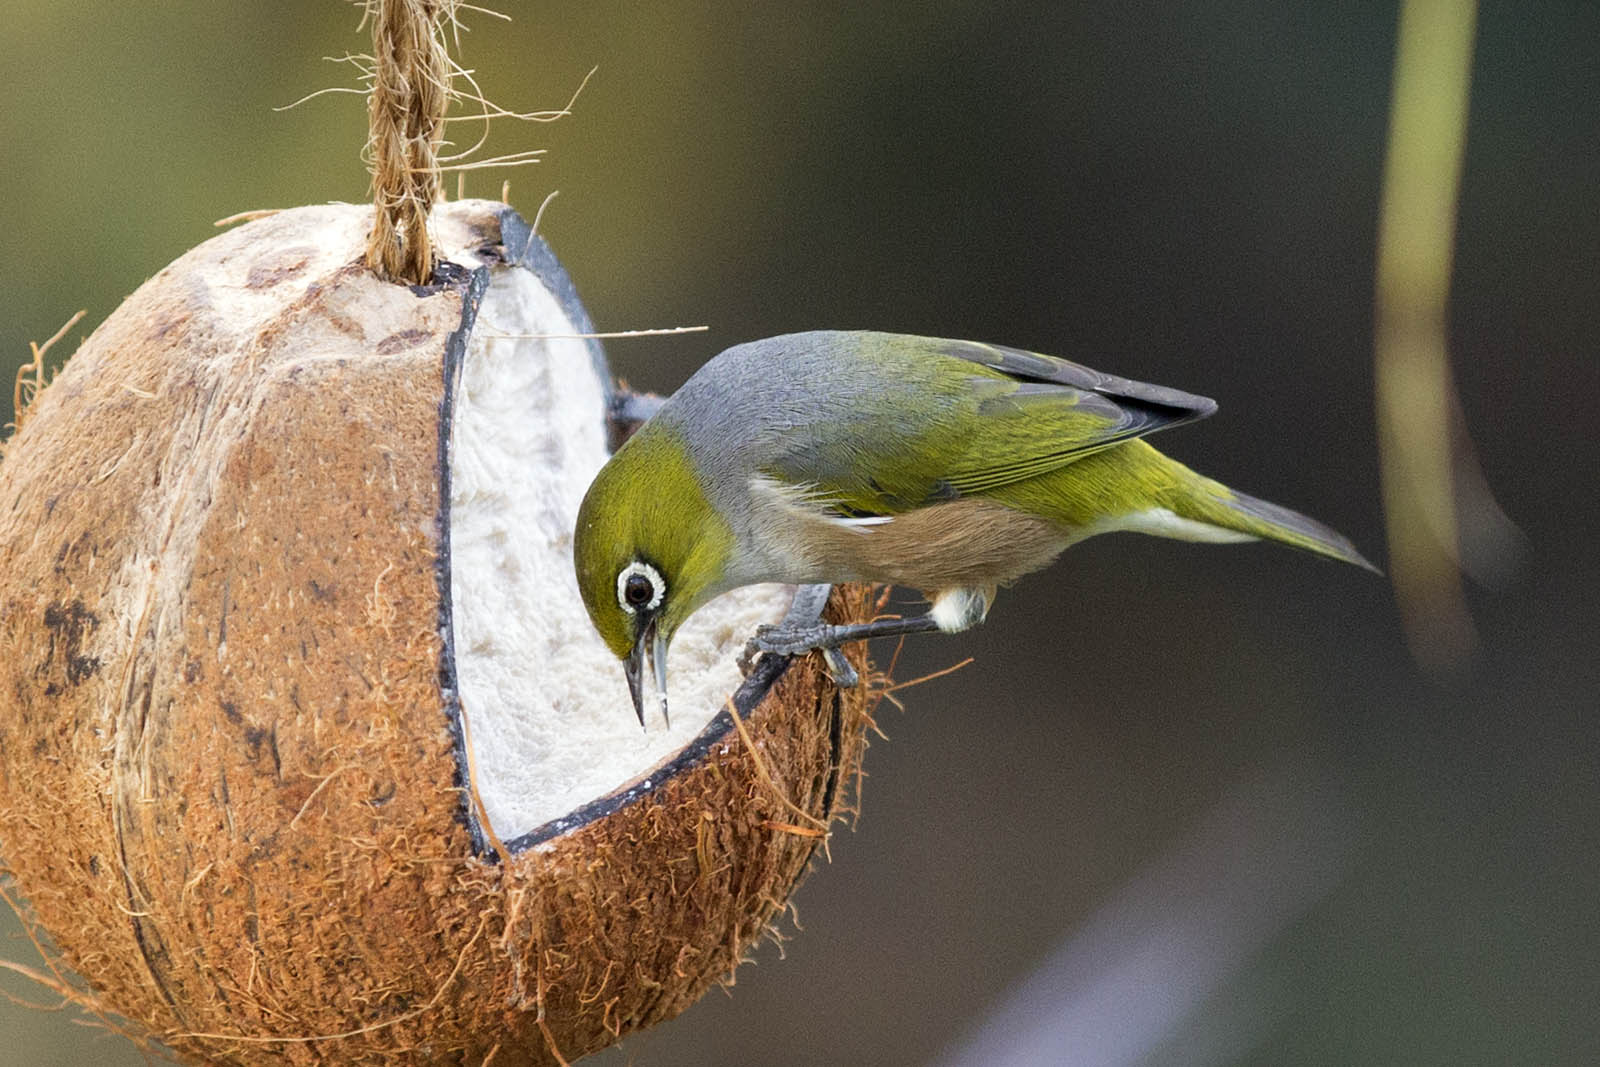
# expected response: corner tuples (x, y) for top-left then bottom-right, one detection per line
(763, 334), (1216, 516)
(931, 338), (1216, 494)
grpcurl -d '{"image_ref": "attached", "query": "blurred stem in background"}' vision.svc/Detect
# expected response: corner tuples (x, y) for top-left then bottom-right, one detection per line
(1375, 0), (1517, 674)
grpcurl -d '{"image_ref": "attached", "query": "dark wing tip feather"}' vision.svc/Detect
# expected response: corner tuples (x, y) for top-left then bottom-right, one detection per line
(941, 338), (1218, 424)
(1000, 343), (1218, 421)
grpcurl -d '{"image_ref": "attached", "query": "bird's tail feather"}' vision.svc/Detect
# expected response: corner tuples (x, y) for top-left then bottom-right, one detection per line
(1172, 472), (1380, 573)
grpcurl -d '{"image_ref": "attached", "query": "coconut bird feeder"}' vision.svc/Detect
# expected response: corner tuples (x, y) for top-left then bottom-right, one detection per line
(0, 9), (878, 1065)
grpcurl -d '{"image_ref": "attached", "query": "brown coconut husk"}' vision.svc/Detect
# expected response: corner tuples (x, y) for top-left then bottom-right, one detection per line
(0, 199), (878, 1065)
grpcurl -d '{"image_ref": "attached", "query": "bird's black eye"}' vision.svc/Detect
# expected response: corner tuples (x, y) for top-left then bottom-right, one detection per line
(616, 561), (665, 614)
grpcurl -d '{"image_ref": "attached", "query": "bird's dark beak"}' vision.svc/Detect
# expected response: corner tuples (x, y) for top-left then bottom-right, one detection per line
(624, 633), (647, 728)
(625, 617), (670, 729)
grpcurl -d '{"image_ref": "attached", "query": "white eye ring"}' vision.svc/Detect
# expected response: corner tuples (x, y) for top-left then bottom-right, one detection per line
(616, 561), (665, 614)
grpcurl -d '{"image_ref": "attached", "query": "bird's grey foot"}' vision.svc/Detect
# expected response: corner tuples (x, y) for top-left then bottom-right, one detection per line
(739, 596), (943, 684)
(606, 390), (667, 449)
(739, 622), (815, 674)
(742, 621), (840, 662)
(739, 583), (839, 677)
(739, 621), (861, 687)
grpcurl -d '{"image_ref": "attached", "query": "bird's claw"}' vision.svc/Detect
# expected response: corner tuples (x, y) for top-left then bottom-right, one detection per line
(738, 624), (860, 688)
(822, 647), (860, 688)
(737, 624), (802, 675)
(748, 622), (833, 658)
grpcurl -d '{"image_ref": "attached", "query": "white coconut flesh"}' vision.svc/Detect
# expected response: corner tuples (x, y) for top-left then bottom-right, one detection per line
(446, 246), (791, 849)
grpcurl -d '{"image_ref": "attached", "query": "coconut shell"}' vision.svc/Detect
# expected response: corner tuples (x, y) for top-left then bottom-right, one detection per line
(0, 201), (877, 1065)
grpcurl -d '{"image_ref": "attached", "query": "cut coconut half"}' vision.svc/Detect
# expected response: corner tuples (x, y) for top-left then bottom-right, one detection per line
(0, 199), (878, 1066)
(440, 217), (793, 847)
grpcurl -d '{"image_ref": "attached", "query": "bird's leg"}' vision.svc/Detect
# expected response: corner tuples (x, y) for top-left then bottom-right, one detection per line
(747, 613), (944, 657)
(741, 583), (947, 687)
(740, 584), (861, 687)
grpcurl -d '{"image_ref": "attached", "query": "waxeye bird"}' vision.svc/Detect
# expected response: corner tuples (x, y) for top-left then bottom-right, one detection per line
(575, 331), (1376, 726)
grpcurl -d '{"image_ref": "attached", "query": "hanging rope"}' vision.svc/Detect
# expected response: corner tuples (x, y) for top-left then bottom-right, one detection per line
(364, 0), (456, 284)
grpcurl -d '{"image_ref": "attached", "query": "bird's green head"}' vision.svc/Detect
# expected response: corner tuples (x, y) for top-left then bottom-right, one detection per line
(573, 423), (734, 727)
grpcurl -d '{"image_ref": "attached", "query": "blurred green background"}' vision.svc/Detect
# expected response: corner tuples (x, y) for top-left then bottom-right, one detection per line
(3, 2), (1597, 1064)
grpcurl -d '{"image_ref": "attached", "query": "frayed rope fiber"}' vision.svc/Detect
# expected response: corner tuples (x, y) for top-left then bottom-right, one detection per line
(365, 0), (456, 284)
